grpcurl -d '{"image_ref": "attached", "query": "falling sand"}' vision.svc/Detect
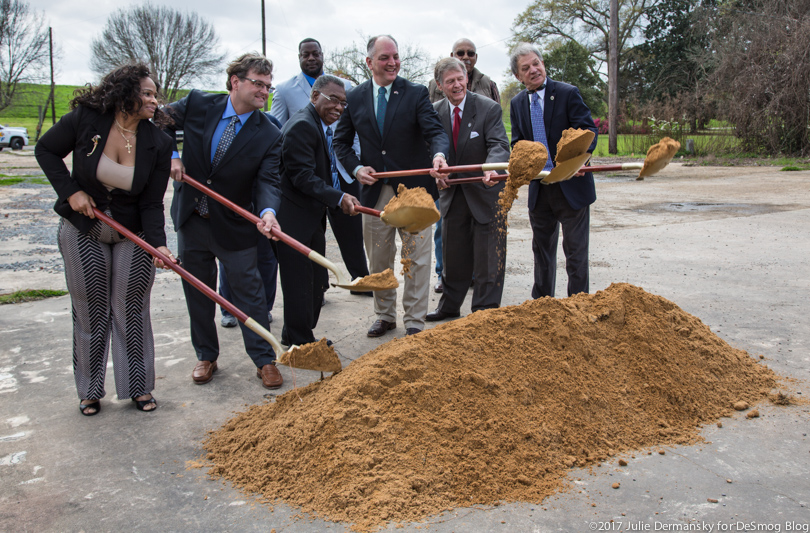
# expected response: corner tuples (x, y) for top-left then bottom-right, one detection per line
(278, 338), (342, 373)
(638, 137), (681, 180)
(498, 140), (548, 214)
(204, 283), (782, 531)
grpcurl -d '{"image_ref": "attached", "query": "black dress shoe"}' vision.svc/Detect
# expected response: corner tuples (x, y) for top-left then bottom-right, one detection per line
(433, 281), (443, 293)
(405, 327), (422, 336)
(367, 319), (396, 337)
(426, 309), (461, 321)
(350, 290), (374, 297)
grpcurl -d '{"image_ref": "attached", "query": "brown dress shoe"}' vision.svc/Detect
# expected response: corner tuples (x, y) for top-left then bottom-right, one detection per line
(367, 319), (396, 337)
(434, 281), (443, 293)
(192, 361), (217, 384)
(257, 364), (283, 389)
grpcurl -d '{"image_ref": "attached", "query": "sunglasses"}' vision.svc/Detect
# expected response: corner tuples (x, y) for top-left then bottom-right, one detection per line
(454, 50), (476, 58)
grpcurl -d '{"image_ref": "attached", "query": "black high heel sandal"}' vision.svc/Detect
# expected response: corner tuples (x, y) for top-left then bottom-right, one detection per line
(132, 395), (157, 412)
(79, 400), (101, 416)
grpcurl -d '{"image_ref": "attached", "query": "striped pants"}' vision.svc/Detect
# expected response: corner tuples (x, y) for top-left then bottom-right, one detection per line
(58, 217), (156, 401)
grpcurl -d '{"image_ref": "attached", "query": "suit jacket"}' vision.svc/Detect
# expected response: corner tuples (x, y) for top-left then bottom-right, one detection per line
(509, 78), (598, 211)
(35, 105), (173, 247)
(165, 90), (282, 251)
(270, 71), (359, 183)
(278, 103), (343, 228)
(434, 92), (510, 223)
(333, 76), (450, 207)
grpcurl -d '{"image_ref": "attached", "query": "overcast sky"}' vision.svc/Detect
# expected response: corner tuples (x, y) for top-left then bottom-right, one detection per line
(33, 0), (529, 90)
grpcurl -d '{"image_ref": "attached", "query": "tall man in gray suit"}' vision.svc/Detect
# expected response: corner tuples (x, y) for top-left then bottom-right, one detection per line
(271, 38), (370, 294)
(166, 53), (284, 390)
(334, 35), (450, 337)
(426, 58), (510, 321)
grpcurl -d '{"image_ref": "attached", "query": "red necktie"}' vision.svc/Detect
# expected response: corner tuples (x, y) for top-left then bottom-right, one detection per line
(452, 106), (461, 151)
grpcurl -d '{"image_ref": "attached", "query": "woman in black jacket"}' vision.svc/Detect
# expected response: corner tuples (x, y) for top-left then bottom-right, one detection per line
(36, 64), (175, 415)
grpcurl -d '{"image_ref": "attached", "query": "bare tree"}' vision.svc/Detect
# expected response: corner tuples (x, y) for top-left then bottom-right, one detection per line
(90, 3), (225, 102)
(0, 0), (50, 112)
(711, 0), (810, 155)
(326, 33), (438, 86)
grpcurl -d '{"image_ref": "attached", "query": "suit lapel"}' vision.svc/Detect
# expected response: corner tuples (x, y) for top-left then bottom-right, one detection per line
(519, 91), (533, 142)
(307, 104), (329, 164)
(132, 120), (156, 193)
(363, 81), (380, 142)
(456, 94), (476, 160)
(203, 96), (227, 174)
(544, 79), (556, 135)
(296, 72), (312, 100)
(85, 112), (112, 186)
(382, 77), (405, 141)
(213, 109), (261, 171)
(437, 99), (453, 160)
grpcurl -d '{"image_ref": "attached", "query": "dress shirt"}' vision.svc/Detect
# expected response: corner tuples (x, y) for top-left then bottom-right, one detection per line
(450, 94), (467, 129)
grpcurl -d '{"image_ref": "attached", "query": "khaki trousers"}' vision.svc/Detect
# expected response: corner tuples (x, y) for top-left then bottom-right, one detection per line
(363, 184), (432, 329)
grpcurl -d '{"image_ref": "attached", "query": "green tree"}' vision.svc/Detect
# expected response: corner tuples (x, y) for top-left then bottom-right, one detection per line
(512, 0), (662, 80)
(544, 41), (606, 116)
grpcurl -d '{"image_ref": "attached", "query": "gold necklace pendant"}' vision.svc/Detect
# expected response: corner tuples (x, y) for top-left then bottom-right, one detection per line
(124, 138), (133, 154)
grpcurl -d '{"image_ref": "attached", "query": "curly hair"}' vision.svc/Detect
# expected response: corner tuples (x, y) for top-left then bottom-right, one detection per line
(71, 63), (173, 127)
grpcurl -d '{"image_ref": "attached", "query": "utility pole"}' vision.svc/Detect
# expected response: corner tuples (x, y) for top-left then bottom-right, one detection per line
(608, 0), (618, 154)
(261, 0), (268, 111)
(49, 27), (56, 124)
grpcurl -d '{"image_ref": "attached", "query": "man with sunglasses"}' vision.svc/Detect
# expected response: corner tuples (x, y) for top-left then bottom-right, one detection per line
(428, 38), (501, 294)
(271, 39), (371, 298)
(429, 39), (500, 106)
(165, 53), (285, 390)
(275, 75), (361, 347)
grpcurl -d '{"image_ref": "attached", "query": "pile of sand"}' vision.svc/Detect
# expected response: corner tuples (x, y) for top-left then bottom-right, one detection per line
(278, 338), (342, 373)
(204, 283), (778, 530)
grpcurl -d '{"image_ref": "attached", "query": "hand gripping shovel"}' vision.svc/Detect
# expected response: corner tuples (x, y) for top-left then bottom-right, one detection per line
(180, 174), (397, 292)
(91, 208), (289, 356)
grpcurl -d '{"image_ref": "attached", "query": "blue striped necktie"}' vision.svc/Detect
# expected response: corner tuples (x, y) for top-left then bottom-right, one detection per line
(530, 92), (554, 171)
(326, 126), (339, 189)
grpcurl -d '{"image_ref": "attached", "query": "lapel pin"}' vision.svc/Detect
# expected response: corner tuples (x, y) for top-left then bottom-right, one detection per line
(550, 95), (555, 101)
(393, 91), (399, 95)
(87, 135), (101, 157)
(468, 123), (472, 128)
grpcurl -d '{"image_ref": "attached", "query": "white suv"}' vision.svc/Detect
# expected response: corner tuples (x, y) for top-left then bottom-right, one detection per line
(0, 125), (29, 151)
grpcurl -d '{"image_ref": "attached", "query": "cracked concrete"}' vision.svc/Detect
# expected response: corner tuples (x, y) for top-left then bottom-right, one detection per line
(0, 152), (808, 531)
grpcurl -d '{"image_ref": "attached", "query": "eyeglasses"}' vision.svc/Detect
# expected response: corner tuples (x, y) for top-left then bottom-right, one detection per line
(241, 77), (274, 92)
(454, 50), (476, 58)
(319, 92), (348, 108)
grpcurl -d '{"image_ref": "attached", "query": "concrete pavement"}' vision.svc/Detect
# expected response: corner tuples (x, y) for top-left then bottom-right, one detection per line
(1, 163), (808, 532)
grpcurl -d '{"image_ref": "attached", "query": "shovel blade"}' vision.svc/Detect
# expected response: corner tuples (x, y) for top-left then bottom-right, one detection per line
(541, 152), (592, 184)
(380, 206), (440, 233)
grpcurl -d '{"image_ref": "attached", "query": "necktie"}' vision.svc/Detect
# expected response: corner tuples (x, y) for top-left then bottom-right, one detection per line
(199, 115), (239, 217)
(452, 106), (461, 151)
(376, 86), (387, 136)
(326, 126), (339, 189)
(530, 92), (554, 171)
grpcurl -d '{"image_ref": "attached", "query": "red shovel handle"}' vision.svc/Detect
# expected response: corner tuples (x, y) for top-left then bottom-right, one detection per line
(353, 205), (381, 217)
(180, 173), (315, 257)
(91, 208), (249, 323)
